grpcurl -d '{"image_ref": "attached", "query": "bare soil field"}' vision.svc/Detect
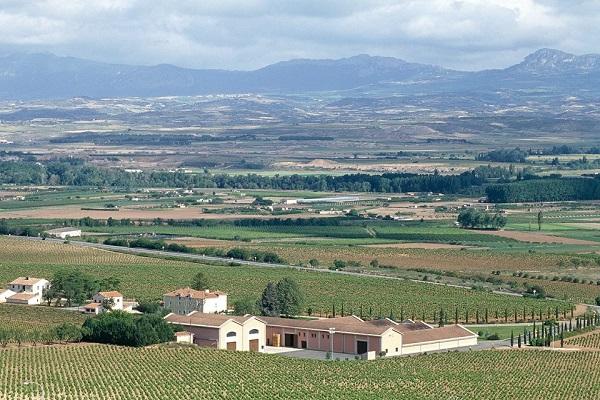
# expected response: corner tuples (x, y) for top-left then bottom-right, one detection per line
(477, 230), (599, 245)
(364, 242), (472, 249)
(0, 205), (323, 220)
(274, 159), (470, 174)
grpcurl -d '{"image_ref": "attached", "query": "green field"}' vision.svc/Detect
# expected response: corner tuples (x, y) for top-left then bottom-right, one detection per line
(0, 236), (572, 324)
(0, 304), (86, 334)
(1, 345), (599, 399)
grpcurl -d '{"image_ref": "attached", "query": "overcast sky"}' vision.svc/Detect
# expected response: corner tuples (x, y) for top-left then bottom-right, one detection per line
(1, 0), (599, 71)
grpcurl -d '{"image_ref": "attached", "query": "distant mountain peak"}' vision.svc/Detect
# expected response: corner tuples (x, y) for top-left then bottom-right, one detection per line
(513, 48), (600, 73)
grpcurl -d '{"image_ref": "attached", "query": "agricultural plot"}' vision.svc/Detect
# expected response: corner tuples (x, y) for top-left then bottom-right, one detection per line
(0, 237), (572, 324)
(564, 329), (600, 349)
(0, 304), (86, 334)
(1, 345), (600, 399)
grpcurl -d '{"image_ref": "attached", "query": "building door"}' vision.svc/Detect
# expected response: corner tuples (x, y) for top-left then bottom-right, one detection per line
(301, 340), (307, 349)
(249, 339), (259, 352)
(356, 340), (368, 354)
(284, 333), (297, 347)
(226, 342), (237, 351)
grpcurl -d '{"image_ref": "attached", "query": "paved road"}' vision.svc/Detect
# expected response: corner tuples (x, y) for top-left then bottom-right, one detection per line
(9, 236), (536, 302)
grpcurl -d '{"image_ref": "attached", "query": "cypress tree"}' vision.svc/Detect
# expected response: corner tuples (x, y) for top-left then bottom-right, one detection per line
(510, 330), (514, 347)
(518, 334), (522, 348)
(485, 308), (489, 324)
(455, 308), (459, 324)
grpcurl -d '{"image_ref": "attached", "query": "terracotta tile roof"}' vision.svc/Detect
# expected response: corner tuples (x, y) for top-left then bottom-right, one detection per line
(402, 325), (477, 345)
(9, 277), (46, 286)
(97, 291), (123, 298)
(165, 312), (252, 328)
(7, 292), (38, 301)
(258, 315), (402, 336)
(164, 288), (226, 300)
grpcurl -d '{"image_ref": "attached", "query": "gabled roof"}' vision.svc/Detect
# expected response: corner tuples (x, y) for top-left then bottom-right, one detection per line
(97, 291), (123, 298)
(9, 277), (47, 286)
(164, 287), (226, 300)
(165, 312), (254, 328)
(7, 292), (38, 301)
(257, 315), (404, 336)
(402, 325), (477, 345)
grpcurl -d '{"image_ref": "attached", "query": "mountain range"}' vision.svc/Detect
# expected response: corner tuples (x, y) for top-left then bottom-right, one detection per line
(1, 48), (600, 100)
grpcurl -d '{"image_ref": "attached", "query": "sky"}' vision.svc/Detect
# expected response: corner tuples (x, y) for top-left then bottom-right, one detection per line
(0, 0), (599, 71)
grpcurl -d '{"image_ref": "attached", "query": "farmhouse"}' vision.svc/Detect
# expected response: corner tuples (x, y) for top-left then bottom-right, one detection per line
(165, 311), (477, 356)
(165, 311), (266, 352)
(262, 315), (477, 356)
(163, 288), (228, 315)
(83, 291), (137, 314)
(44, 227), (82, 239)
(4, 277), (50, 305)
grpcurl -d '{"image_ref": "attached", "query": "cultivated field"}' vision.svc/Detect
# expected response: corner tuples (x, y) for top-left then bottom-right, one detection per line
(0, 304), (86, 334)
(1, 345), (600, 399)
(0, 236), (573, 324)
(564, 329), (600, 350)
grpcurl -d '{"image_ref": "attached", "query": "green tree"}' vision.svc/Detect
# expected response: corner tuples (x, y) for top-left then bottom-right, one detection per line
(276, 278), (304, 317)
(50, 270), (98, 306)
(537, 210), (543, 231)
(233, 297), (257, 316)
(258, 282), (280, 317)
(53, 323), (84, 343)
(191, 272), (209, 291)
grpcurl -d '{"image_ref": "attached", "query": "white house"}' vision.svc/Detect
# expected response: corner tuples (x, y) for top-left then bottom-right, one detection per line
(6, 277), (49, 297)
(83, 291), (132, 314)
(93, 291), (124, 310)
(0, 289), (16, 303)
(45, 227), (82, 239)
(163, 288), (228, 315)
(5, 277), (50, 305)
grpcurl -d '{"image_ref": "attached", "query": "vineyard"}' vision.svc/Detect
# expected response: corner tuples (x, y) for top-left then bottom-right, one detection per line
(564, 329), (600, 349)
(0, 236), (574, 324)
(1, 345), (600, 399)
(0, 304), (86, 334)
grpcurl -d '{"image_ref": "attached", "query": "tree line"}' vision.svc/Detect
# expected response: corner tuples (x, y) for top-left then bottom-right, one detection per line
(0, 159), (503, 194)
(486, 177), (600, 203)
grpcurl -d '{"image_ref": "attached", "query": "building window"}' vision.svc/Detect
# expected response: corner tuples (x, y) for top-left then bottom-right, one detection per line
(249, 329), (259, 335)
(395, 348), (398, 352)
(226, 331), (237, 338)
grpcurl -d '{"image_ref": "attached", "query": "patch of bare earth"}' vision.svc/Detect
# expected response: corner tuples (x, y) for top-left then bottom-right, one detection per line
(477, 230), (599, 245)
(0, 205), (323, 221)
(364, 242), (473, 249)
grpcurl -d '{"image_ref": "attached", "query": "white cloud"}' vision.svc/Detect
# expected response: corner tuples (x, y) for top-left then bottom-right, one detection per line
(0, 0), (598, 70)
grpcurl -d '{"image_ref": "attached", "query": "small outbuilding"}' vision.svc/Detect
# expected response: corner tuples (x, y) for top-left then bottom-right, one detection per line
(45, 227), (82, 239)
